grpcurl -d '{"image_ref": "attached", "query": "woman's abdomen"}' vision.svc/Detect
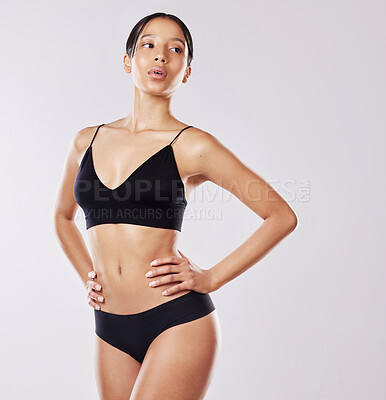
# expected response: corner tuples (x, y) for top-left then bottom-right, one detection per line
(87, 224), (192, 314)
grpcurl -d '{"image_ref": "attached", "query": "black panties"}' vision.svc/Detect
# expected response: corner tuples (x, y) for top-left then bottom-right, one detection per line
(94, 290), (216, 363)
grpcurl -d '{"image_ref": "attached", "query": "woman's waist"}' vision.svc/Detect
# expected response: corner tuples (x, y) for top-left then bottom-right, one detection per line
(93, 270), (192, 314)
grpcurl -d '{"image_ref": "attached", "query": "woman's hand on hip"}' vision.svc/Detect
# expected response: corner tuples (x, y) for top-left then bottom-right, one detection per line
(145, 249), (214, 296)
(85, 270), (104, 310)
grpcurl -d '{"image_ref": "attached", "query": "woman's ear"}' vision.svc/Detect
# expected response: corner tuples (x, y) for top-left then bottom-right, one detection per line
(182, 66), (192, 83)
(123, 53), (131, 74)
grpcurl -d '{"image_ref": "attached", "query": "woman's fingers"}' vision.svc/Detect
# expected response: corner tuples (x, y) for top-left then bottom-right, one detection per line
(88, 298), (101, 310)
(86, 288), (104, 309)
(87, 284), (104, 301)
(148, 272), (183, 287)
(85, 274), (104, 310)
(87, 280), (102, 291)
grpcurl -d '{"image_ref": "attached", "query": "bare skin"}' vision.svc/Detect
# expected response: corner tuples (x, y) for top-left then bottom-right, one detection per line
(53, 16), (297, 400)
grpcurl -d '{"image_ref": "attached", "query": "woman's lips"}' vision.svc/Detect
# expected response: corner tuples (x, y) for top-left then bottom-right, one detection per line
(148, 66), (167, 79)
(148, 71), (167, 79)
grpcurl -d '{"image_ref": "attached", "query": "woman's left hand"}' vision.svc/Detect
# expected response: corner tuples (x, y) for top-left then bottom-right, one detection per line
(145, 249), (214, 296)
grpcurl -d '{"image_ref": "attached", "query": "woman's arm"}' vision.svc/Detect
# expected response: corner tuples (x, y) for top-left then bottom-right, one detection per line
(52, 127), (98, 287)
(188, 129), (298, 292)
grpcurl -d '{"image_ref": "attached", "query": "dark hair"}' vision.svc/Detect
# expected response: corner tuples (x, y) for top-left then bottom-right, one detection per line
(125, 12), (194, 67)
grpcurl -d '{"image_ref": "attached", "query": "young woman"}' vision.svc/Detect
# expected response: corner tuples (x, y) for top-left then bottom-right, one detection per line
(53, 12), (298, 400)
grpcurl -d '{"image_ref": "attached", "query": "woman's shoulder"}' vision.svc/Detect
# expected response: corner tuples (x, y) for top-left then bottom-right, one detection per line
(72, 124), (104, 160)
(180, 125), (228, 166)
(177, 125), (230, 180)
(179, 125), (220, 151)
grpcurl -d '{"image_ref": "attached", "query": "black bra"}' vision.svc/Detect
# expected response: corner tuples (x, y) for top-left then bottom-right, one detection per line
(73, 124), (193, 231)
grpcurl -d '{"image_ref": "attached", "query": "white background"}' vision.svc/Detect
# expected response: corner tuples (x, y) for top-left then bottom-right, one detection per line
(1, 1), (385, 399)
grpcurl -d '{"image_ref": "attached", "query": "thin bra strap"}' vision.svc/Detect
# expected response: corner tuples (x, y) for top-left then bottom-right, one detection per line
(90, 124), (105, 147)
(169, 125), (194, 146)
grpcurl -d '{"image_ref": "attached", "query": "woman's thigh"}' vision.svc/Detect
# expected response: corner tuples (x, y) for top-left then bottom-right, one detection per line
(130, 310), (222, 400)
(94, 335), (141, 400)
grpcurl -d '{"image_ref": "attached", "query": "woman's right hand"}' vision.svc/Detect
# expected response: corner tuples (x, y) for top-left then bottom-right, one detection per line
(85, 270), (104, 310)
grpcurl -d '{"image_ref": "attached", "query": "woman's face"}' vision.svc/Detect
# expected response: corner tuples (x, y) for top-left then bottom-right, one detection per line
(124, 17), (191, 96)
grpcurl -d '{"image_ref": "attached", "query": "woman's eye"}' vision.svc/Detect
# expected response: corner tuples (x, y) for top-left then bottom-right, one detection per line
(142, 43), (182, 54)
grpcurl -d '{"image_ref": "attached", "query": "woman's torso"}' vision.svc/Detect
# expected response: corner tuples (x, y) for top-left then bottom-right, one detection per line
(74, 121), (198, 313)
